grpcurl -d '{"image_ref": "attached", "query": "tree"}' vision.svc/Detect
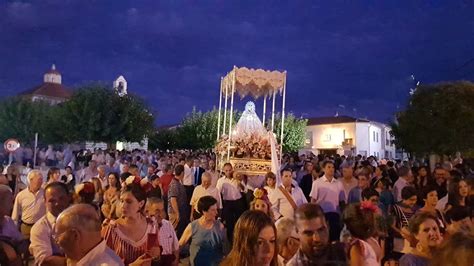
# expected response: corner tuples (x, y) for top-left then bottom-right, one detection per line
(391, 81), (474, 156)
(269, 113), (307, 153)
(0, 97), (58, 144)
(58, 84), (155, 144)
(149, 128), (179, 151)
(162, 108), (240, 150)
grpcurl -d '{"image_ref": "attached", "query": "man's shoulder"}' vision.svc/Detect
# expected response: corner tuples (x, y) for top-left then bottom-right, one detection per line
(16, 188), (27, 198)
(31, 215), (49, 232)
(99, 246), (124, 265)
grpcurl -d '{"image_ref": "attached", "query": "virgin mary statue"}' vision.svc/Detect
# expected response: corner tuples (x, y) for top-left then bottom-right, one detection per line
(234, 101), (267, 137)
(233, 101), (281, 182)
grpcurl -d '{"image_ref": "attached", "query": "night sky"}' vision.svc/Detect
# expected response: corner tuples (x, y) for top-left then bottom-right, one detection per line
(1, 1), (474, 125)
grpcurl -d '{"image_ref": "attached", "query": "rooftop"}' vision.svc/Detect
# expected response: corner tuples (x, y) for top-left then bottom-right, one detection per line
(307, 115), (370, 126)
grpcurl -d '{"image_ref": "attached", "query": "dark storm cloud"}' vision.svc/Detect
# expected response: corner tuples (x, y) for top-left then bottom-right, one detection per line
(1, 0), (474, 124)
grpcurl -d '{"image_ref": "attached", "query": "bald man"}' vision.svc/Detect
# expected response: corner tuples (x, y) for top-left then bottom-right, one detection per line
(54, 204), (123, 266)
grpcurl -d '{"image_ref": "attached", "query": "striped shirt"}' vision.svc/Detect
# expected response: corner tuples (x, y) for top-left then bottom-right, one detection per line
(103, 219), (159, 265)
(392, 204), (415, 229)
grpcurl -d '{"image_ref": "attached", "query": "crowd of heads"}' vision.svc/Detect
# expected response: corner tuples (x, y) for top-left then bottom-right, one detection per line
(1, 147), (473, 265)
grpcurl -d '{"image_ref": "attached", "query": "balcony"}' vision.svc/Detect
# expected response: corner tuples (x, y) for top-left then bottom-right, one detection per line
(342, 138), (353, 147)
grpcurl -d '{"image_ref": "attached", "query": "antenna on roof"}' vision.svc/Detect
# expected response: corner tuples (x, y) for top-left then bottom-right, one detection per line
(52, 64), (56, 70)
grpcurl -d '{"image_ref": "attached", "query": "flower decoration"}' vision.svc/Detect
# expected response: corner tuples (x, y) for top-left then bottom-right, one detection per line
(253, 188), (269, 201)
(215, 132), (279, 160)
(360, 201), (378, 213)
(125, 176), (141, 186)
(75, 182), (95, 195)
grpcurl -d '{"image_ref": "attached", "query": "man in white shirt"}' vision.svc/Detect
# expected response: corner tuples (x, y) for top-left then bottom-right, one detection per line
(30, 182), (71, 266)
(183, 157), (195, 202)
(310, 161), (346, 241)
(393, 166), (413, 202)
(190, 172), (222, 220)
(145, 197), (179, 266)
(216, 163), (244, 241)
(270, 168), (307, 220)
(45, 145), (56, 166)
(12, 170), (46, 239)
(54, 204), (123, 266)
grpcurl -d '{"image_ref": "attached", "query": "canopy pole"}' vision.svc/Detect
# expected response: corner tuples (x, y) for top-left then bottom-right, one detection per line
(262, 95), (267, 127)
(33, 133), (38, 167)
(227, 66), (236, 161)
(217, 78), (223, 140)
(279, 78), (287, 163)
(271, 90), (276, 131)
(222, 79), (228, 136)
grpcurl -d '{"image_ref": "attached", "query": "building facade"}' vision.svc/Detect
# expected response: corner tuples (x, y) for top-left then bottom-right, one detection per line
(302, 115), (396, 159)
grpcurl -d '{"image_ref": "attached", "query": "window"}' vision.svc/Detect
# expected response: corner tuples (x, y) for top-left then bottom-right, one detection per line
(324, 134), (332, 142)
(373, 131), (375, 142)
(343, 129), (346, 140)
(376, 132), (379, 143)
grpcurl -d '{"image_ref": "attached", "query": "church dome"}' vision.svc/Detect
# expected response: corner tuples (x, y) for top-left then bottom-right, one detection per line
(44, 64), (62, 84)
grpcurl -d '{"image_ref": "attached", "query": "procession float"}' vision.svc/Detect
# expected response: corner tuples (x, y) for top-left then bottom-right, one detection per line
(215, 66), (287, 176)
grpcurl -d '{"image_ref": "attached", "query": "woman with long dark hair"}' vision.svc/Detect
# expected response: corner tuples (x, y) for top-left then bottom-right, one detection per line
(415, 166), (430, 189)
(220, 210), (278, 266)
(444, 178), (471, 214)
(101, 172), (121, 219)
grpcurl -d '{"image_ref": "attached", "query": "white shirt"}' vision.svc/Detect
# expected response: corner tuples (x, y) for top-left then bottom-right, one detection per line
(264, 185), (277, 197)
(159, 219), (179, 256)
(12, 188), (46, 224)
(436, 195), (449, 211)
(190, 185), (223, 210)
(30, 212), (64, 265)
(67, 239), (123, 266)
(310, 175), (345, 213)
(206, 170), (219, 188)
(393, 178), (409, 202)
(183, 164), (193, 186)
(270, 185), (307, 220)
(45, 148), (55, 160)
(216, 177), (242, 201)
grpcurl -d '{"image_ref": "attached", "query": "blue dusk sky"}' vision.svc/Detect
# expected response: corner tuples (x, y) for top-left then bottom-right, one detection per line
(1, 1), (474, 125)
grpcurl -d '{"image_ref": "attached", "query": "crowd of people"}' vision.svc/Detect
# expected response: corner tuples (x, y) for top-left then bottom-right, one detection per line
(0, 147), (473, 266)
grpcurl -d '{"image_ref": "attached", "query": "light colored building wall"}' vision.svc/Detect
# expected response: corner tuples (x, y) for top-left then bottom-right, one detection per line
(368, 124), (382, 158)
(303, 119), (397, 159)
(304, 122), (356, 154)
(355, 122), (369, 156)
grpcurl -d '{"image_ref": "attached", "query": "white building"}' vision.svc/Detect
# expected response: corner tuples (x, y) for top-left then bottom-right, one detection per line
(301, 115), (396, 159)
(20, 64), (72, 105)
